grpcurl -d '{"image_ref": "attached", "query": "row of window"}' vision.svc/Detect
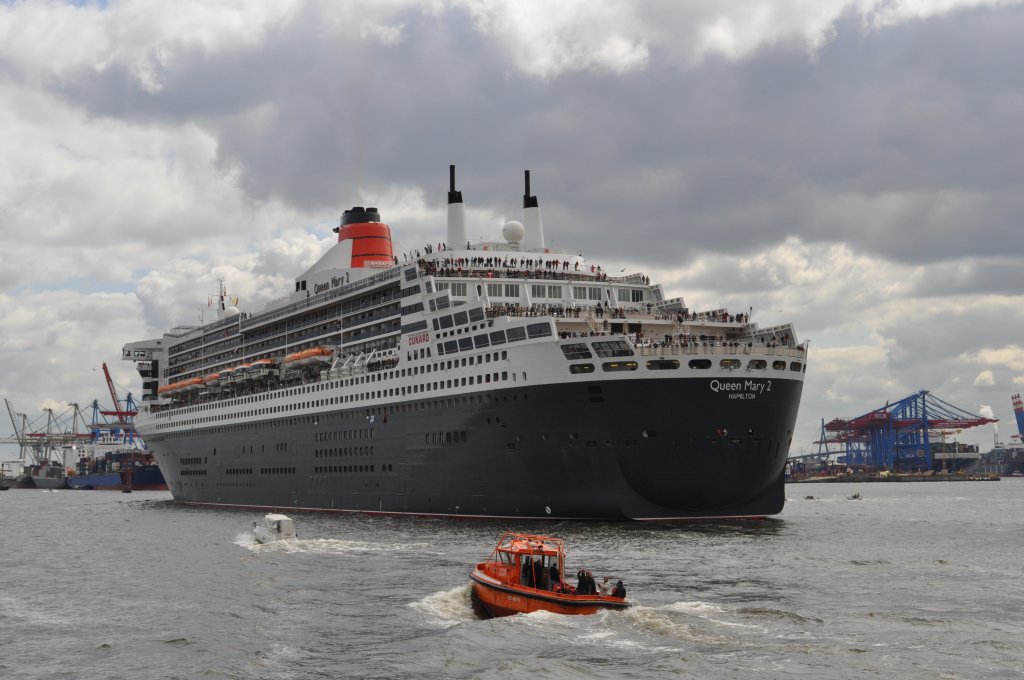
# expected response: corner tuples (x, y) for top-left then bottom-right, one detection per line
(531, 284), (565, 299)
(431, 306), (486, 332)
(435, 281), (468, 297)
(314, 463), (391, 474)
(437, 323), (551, 356)
(426, 431), (468, 445)
(314, 446), (374, 458)
(315, 428), (375, 442)
(480, 283), (643, 303)
(260, 467), (297, 475)
(568, 358), (805, 373)
(561, 341), (636, 360)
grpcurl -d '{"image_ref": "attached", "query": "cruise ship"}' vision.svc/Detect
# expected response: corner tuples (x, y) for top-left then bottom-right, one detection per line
(122, 167), (807, 520)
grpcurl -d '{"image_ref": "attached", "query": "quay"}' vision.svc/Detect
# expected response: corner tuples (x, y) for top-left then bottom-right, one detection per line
(790, 472), (999, 483)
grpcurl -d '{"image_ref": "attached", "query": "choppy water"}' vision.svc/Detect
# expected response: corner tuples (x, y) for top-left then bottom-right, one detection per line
(1, 480), (1021, 679)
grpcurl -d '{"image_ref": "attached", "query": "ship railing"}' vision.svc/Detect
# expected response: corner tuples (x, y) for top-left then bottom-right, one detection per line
(635, 344), (807, 359)
(422, 264), (612, 284)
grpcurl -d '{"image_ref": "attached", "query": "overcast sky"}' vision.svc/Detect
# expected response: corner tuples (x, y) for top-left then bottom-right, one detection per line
(2, 0), (1023, 459)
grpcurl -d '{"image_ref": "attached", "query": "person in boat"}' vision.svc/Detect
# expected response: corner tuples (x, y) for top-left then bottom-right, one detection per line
(522, 556), (534, 587)
(576, 569), (596, 595)
(549, 562), (560, 591)
(533, 557), (545, 590)
(611, 580), (626, 599)
(598, 576), (614, 596)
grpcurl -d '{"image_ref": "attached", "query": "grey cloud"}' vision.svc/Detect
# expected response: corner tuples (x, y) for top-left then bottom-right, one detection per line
(14, 4), (1023, 285)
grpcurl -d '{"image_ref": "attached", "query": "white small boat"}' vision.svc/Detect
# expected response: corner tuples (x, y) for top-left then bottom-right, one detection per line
(847, 492), (863, 501)
(253, 514), (297, 544)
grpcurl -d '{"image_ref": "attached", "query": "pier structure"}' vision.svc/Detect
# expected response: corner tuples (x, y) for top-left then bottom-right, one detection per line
(2, 398), (92, 478)
(815, 390), (996, 472)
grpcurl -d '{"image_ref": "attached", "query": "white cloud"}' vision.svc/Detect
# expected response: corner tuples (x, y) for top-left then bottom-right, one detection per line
(0, 290), (145, 416)
(960, 345), (1024, 371)
(974, 370), (995, 386)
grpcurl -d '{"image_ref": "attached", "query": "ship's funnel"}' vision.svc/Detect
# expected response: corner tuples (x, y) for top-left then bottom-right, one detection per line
(521, 170), (545, 251)
(446, 164), (467, 249)
(333, 206), (394, 268)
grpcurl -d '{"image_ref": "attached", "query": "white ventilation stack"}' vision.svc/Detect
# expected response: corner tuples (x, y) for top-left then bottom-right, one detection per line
(521, 170), (545, 252)
(446, 165), (467, 249)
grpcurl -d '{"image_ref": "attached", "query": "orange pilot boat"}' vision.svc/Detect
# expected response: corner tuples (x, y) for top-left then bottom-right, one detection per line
(470, 532), (630, 617)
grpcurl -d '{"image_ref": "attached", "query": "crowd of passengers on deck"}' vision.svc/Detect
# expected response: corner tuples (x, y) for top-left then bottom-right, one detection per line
(416, 258), (612, 282)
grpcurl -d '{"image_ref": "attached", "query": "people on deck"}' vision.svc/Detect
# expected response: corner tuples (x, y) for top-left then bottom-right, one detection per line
(576, 569), (597, 595)
(598, 576), (614, 596)
(611, 580), (626, 598)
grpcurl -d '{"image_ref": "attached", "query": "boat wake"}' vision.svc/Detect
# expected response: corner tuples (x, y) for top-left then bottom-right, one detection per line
(408, 584), (480, 627)
(234, 533), (438, 555)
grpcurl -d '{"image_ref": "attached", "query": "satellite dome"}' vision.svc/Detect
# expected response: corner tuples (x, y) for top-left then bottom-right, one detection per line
(502, 220), (525, 244)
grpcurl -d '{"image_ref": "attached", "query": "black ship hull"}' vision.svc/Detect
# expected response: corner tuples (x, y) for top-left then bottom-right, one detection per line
(143, 375), (802, 520)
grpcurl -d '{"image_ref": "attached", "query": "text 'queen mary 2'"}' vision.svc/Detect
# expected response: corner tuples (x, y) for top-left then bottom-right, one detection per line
(122, 167), (807, 520)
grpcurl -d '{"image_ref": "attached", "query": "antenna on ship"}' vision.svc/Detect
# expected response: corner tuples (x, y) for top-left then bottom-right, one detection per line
(211, 278), (239, 321)
(447, 164), (467, 249)
(522, 169), (545, 251)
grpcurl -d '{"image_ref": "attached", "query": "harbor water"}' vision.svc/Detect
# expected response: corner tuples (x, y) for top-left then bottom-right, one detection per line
(1, 480), (1021, 679)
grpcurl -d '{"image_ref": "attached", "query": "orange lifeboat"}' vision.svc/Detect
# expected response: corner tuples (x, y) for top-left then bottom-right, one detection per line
(159, 380), (187, 397)
(203, 373), (221, 388)
(182, 377), (205, 392)
(282, 347), (333, 368)
(469, 532), (630, 617)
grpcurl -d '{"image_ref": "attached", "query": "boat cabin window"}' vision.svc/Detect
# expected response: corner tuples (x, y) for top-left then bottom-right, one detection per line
(498, 551), (514, 566)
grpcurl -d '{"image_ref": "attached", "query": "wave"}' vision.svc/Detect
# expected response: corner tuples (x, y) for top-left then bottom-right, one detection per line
(408, 584), (480, 627)
(233, 532), (438, 555)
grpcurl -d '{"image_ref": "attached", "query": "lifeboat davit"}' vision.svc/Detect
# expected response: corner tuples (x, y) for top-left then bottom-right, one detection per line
(248, 358), (277, 377)
(470, 532), (630, 618)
